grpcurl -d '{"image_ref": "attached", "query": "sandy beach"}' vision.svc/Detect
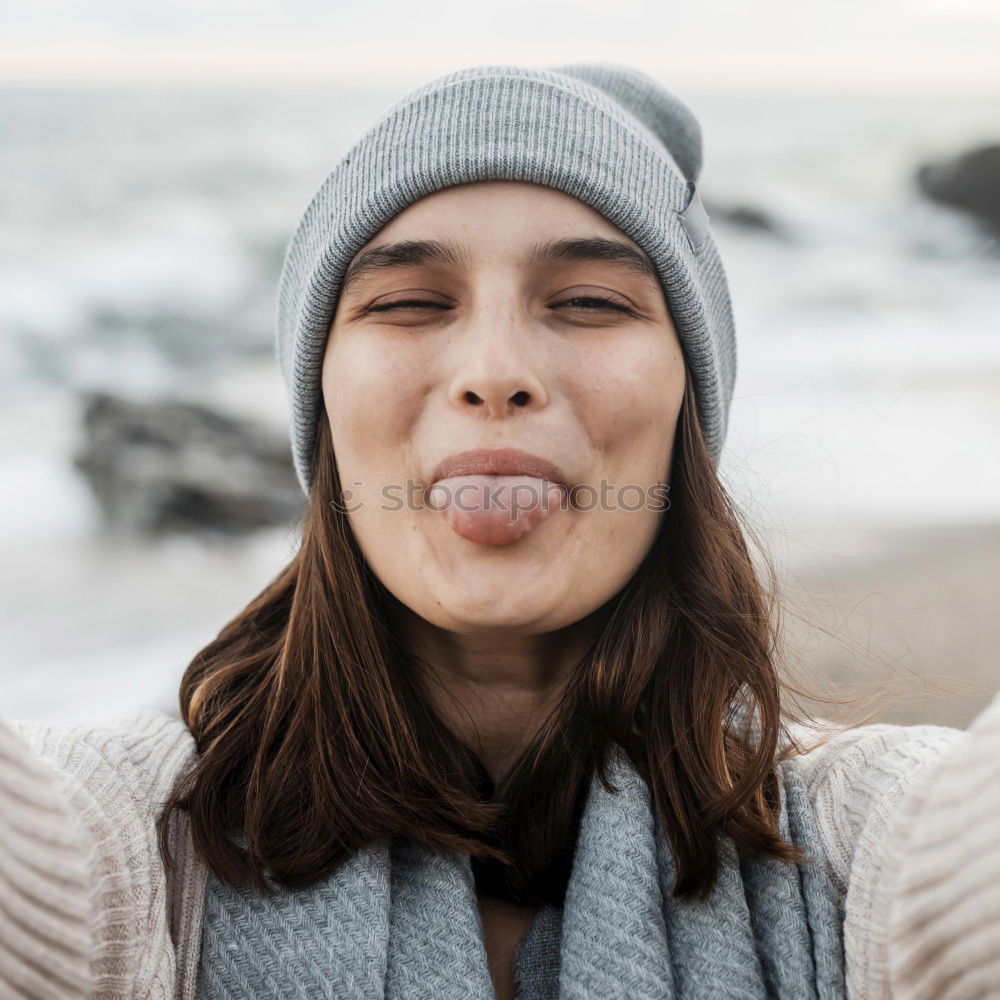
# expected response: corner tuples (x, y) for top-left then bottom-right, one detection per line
(766, 518), (1000, 730)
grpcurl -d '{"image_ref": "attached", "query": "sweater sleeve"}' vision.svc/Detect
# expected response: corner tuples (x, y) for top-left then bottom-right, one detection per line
(785, 714), (965, 1000)
(881, 689), (1000, 999)
(0, 710), (199, 1000)
(0, 714), (96, 997)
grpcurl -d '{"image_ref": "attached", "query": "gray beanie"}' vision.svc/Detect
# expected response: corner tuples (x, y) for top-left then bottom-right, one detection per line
(276, 62), (736, 496)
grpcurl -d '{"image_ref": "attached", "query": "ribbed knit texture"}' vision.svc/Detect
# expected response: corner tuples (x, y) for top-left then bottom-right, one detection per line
(195, 746), (845, 999)
(2, 701), (995, 999)
(275, 63), (737, 494)
(0, 717), (94, 997)
(0, 710), (208, 1000)
(880, 691), (1000, 998)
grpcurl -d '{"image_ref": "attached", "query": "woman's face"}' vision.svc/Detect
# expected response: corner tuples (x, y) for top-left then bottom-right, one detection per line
(322, 180), (685, 636)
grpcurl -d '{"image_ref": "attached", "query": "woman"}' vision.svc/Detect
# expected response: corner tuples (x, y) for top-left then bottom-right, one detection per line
(1, 62), (998, 1000)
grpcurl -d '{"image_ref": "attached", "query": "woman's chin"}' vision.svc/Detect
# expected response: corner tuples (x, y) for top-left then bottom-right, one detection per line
(400, 573), (581, 635)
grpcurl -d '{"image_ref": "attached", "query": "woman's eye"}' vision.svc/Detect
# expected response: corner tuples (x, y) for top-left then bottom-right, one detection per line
(362, 296), (634, 315)
(557, 296), (634, 314)
(363, 299), (448, 314)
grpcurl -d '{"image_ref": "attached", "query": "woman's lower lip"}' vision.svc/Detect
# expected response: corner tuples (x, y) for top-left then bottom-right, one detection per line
(427, 474), (565, 546)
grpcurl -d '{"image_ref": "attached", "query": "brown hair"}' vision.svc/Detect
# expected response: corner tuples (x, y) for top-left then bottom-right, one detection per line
(157, 364), (843, 904)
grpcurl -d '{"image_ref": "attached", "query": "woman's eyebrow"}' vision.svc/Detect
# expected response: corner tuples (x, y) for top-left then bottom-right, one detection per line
(340, 236), (660, 296)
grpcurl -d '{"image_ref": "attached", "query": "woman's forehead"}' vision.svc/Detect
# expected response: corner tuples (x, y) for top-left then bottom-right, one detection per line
(346, 184), (653, 284)
(358, 180), (639, 249)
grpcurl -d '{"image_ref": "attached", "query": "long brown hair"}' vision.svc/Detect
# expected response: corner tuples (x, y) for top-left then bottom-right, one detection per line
(157, 364), (835, 903)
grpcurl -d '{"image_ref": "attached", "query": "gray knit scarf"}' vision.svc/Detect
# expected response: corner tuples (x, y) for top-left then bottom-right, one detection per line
(197, 747), (845, 999)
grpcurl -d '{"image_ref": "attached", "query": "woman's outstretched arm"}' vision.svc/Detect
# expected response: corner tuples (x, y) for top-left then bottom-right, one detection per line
(878, 688), (1000, 999)
(0, 714), (96, 997)
(0, 710), (201, 1000)
(787, 711), (966, 999)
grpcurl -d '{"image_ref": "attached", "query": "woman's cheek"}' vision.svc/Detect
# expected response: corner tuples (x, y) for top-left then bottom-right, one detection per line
(329, 339), (424, 447)
(575, 352), (673, 450)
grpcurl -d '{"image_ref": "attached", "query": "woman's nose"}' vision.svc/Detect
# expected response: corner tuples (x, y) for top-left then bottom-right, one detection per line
(462, 385), (532, 410)
(446, 309), (549, 418)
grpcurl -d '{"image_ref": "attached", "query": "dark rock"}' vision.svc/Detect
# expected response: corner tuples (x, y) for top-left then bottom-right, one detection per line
(73, 391), (303, 536)
(915, 143), (1000, 233)
(701, 196), (787, 237)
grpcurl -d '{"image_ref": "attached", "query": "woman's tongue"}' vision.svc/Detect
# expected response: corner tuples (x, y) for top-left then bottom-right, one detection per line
(428, 474), (564, 546)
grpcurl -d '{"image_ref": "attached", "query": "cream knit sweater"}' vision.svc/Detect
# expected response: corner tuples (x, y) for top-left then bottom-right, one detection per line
(1, 695), (998, 1000)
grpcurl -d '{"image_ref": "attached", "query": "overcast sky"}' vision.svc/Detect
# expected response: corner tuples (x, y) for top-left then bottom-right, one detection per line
(3, 0), (999, 93)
